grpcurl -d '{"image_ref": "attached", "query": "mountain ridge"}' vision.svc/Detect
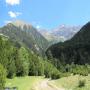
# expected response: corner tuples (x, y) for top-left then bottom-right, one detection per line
(38, 25), (81, 43)
(0, 21), (49, 56)
(46, 22), (90, 65)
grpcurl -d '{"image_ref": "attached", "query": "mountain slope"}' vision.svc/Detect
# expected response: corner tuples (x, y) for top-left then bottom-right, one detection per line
(38, 25), (81, 43)
(46, 22), (90, 65)
(0, 21), (49, 55)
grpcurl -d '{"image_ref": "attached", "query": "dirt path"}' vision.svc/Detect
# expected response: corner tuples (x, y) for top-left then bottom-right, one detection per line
(32, 79), (65, 90)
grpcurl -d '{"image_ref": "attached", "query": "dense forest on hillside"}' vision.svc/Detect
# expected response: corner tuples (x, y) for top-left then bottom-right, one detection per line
(46, 22), (90, 76)
(46, 22), (90, 65)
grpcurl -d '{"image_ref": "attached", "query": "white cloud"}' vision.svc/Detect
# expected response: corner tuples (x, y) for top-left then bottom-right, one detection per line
(8, 11), (22, 18)
(36, 25), (41, 29)
(5, 20), (12, 24)
(4, 20), (12, 24)
(32, 21), (42, 29)
(6, 0), (20, 5)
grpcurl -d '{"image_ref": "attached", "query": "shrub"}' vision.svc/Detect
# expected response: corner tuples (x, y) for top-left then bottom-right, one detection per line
(51, 69), (60, 79)
(0, 64), (7, 89)
(78, 79), (86, 88)
(51, 73), (60, 79)
(61, 72), (71, 77)
(71, 65), (89, 76)
(44, 61), (53, 78)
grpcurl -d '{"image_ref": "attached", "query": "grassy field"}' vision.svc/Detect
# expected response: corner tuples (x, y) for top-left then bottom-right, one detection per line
(51, 75), (90, 90)
(6, 75), (90, 90)
(6, 76), (44, 90)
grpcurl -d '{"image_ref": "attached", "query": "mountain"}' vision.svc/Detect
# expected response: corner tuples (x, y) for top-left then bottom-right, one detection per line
(46, 22), (90, 65)
(0, 20), (49, 55)
(38, 25), (81, 43)
(38, 28), (65, 44)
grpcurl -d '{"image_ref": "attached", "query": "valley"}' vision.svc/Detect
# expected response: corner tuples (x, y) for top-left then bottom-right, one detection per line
(1, 0), (90, 90)
(0, 21), (90, 90)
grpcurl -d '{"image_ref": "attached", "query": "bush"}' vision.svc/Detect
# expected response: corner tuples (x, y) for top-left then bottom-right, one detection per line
(61, 72), (71, 77)
(44, 60), (61, 79)
(71, 65), (89, 76)
(0, 64), (7, 89)
(7, 59), (16, 79)
(51, 72), (60, 79)
(78, 79), (86, 88)
(51, 69), (60, 79)
(44, 61), (53, 78)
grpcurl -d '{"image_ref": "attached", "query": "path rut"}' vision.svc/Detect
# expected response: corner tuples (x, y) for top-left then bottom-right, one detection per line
(32, 79), (65, 90)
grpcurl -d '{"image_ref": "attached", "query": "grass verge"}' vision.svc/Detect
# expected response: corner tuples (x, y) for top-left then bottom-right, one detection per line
(50, 75), (90, 90)
(6, 76), (44, 90)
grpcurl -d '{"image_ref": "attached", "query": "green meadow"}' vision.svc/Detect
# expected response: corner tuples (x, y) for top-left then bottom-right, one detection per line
(6, 76), (43, 90)
(51, 75), (90, 90)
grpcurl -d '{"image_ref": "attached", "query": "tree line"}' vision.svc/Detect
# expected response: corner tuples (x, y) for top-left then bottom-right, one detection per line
(0, 36), (60, 89)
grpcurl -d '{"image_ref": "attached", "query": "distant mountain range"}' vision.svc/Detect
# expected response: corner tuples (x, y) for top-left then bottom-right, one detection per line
(0, 20), (49, 56)
(46, 22), (90, 65)
(38, 25), (81, 43)
(0, 20), (83, 57)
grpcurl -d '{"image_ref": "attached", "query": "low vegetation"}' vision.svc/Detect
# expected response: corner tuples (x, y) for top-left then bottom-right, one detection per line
(51, 75), (90, 90)
(0, 64), (6, 89)
(78, 79), (86, 88)
(6, 76), (43, 90)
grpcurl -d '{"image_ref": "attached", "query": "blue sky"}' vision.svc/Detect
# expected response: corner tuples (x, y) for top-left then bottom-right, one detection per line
(0, 0), (90, 29)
